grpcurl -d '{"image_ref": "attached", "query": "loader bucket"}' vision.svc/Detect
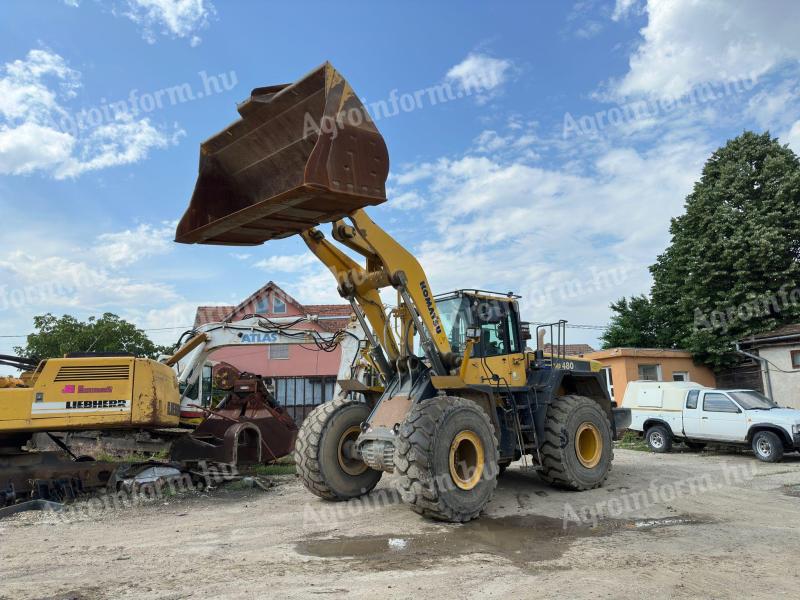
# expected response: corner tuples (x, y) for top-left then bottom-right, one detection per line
(175, 62), (389, 245)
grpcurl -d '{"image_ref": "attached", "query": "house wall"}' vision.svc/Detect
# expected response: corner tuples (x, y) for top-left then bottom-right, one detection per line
(758, 344), (800, 409)
(592, 354), (716, 405)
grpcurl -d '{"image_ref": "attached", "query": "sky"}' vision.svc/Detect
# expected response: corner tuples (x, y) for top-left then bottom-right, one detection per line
(2, 0), (800, 372)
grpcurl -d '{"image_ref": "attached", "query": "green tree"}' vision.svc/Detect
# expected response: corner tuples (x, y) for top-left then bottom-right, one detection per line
(604, 132), (800, 369)
(14, 313), (171, 360)
(600, 295), (661, 349)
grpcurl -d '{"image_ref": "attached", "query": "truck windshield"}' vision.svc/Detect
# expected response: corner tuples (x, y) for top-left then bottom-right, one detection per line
(728, 390), (776, 410)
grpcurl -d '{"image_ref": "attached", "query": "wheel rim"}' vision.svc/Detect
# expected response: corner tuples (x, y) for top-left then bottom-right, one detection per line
(757, 437), (772, 457)
(337, 425), (367, 476)
(575, 422), (603, 468)
(649, 431), (664, 449)
(449, 430), (485, 490)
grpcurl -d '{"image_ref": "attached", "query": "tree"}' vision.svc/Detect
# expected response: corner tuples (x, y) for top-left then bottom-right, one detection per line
(14, 313), (171, 361)
(604, 132), (800, 369)
(600, 295), (661, 349)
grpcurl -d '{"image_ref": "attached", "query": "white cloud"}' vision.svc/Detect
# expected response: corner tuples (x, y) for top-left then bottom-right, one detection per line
(230, 252), (252, 261)
(0, 49), (180, 179)
(615, 0), (800, 99)
(785, 120), (800, 155)
(122, 0), (216, 44)
(611, 0), (642, 21)
(94, 223), (175, 268)
(445, 53), (513, 105)
(391, 128), (709, 335)
(253, 253), (317, 272)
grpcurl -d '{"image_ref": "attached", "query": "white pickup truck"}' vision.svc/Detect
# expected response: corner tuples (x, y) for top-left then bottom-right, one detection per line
(625, 381), (800, 462)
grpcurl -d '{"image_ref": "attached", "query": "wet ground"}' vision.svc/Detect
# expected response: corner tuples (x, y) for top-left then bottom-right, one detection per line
(0, 449), (799, 599)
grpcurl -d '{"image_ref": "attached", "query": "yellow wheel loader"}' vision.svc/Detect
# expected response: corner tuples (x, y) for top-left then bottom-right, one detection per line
(175, 63), (632, 522)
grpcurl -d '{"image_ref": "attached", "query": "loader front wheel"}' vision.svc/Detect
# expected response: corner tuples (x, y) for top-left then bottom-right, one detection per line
(296, 396), (382, 501)
(539, 395), (613, 490)
(395, 396), (499, 522)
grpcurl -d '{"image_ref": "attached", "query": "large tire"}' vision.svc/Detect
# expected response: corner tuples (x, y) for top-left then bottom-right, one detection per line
(646, 425), (673, 453)
(752, 430), (784, 463)
(395, 396), (499, 522)
(295, 396), (382, 501)
(539, 395), (613, 490)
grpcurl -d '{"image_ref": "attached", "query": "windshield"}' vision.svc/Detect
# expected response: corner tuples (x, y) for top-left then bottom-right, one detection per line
(728, 390), (776, 410)
(436, 295), (472, 354)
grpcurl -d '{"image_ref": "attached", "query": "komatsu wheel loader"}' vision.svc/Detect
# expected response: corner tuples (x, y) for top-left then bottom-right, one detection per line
(175, 62), (632, 522)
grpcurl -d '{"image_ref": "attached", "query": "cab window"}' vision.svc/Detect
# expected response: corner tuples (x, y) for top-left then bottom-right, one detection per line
(472, 300), (520, 358)
(686, 389), (699, 409)
(703, 393), (739, 413)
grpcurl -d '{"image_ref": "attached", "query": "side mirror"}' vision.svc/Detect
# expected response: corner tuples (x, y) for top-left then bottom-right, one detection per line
(520, 321), (532, 341)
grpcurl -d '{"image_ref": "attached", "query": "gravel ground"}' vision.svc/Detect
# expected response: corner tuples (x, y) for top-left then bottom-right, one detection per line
(1, 448), (799, 599)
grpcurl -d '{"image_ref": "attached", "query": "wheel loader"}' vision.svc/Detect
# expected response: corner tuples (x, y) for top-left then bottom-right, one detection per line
(175, 62), (632, 522)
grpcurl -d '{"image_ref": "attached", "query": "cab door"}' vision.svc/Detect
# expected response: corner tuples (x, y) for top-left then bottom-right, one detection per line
(682, 389), (703, 437)
(699, 391), (747, 441)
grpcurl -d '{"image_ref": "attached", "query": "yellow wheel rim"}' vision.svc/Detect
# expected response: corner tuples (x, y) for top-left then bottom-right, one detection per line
(337, 425), (367, 476)
(575, 422), (602, 469)
(449, 430), (485, 490)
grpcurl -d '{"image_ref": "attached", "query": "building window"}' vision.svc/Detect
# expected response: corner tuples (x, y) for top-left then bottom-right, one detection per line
(791, 350), (800, 369)
(269, 344), (289, 359)
(255, 295), (269, 314)
(638, 364), (662, 381)
(600, 367), (614, 401)
(272, 294), (287, 314)
(672, 371), (689, 382)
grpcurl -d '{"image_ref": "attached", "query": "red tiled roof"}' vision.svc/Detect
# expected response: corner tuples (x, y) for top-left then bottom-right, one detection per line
(192, 284), (353, 332)
(750, 323), (800, 340)
(194, 306), (235, 328)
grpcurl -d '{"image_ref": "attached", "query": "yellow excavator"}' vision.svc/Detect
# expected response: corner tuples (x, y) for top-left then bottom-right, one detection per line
(175, 63), (632, 522)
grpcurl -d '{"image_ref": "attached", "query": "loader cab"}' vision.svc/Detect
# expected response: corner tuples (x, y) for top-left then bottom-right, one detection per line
(435, 290), (524, 360)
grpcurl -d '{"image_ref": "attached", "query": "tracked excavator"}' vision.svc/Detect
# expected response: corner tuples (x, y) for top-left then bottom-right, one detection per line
(0, 315), (363, 507)
(175, 62), (632, 522)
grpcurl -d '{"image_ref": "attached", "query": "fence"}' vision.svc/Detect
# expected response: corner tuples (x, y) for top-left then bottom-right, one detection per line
(272, 375), (337, 425)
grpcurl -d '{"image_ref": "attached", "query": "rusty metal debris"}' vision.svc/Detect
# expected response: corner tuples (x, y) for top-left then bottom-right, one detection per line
(169, 373), (298, 465)
(175, 62), (389, 246)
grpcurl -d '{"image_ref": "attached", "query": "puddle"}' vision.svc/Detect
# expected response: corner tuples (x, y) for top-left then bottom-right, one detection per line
(296, 513), (705, 568)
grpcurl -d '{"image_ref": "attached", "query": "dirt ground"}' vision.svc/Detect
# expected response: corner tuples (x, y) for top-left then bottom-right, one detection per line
(1, 448), (799, 600)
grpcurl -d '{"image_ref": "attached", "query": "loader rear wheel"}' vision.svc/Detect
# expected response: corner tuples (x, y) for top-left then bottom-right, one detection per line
(395, 396), (499, 522)
(539, 394), (613, 490)
(296, 396), (382, 501)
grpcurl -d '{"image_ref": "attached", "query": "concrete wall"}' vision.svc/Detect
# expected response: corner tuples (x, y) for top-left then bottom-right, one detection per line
(758, 344), (800, 409)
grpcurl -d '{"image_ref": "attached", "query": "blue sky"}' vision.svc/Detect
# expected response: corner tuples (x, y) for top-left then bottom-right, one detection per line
(2, 0), (799, 371)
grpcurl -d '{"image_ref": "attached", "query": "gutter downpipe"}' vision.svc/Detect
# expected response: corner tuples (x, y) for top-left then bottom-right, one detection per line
(735, 342), (774, 401)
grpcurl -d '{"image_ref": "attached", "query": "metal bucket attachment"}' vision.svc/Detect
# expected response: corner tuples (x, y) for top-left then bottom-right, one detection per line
(175, 62), (389, 245)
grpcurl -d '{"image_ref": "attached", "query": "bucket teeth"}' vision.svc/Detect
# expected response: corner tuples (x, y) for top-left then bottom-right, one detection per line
(175, 62), (389, 246)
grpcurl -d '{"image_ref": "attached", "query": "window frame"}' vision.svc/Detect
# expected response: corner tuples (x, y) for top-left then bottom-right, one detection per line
(272, 294), (287, 314)
(685, 389), (699, 410)
(702, 392), (741, 414)
(791, 349), (800, 369)
(269, 343), (290, 360)
(638, 363), (662, 381)
(672, 371), (689, 382)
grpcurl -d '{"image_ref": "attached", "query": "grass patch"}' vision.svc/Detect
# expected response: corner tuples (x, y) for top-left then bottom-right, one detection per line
(616, 430), (649, 451)
(244, 463), (296, 476)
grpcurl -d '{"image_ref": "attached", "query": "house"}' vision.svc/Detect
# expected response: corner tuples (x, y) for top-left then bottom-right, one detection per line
(194, 281), (353, 423)
(737, 324), (800, 409)
(583, 347), (716, 406)
(543, 343), (596, 356)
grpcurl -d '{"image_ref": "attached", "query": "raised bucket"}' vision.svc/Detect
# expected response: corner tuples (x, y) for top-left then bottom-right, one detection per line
(175, 62), (389, 245)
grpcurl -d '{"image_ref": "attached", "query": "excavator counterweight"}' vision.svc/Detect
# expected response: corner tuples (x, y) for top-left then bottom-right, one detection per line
(175, 62), (389, 246)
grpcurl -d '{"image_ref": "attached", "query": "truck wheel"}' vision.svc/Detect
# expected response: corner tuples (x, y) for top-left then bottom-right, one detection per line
(295, 396), (382, 500)
(646, 425), (672, 453)
(395, 396), (499, 522)
(539, 395), (613, 490)
(752, 431), (784, 463)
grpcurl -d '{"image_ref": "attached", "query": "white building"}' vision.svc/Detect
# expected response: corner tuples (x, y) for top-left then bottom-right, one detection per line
(738, 324), (800, 409)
